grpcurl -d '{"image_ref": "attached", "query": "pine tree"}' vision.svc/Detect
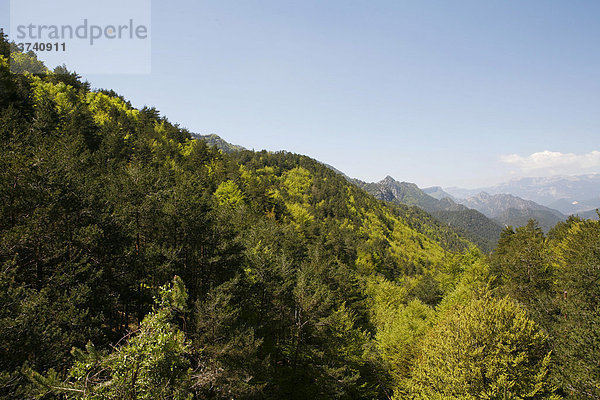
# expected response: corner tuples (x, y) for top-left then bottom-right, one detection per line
(29, 276), (193, 399)
(552, 218), (600, 399)
(490, 220), (555, 327)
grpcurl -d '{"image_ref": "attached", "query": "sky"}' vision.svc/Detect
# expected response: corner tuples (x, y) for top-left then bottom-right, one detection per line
(2, 0), (600, 188)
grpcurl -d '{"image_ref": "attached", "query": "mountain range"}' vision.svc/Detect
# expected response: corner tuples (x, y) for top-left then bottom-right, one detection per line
(445, 175), (600, 215)
(354, 177), (503, 252)
(422, 186), (568, 231)
(455, 192), (566, 232)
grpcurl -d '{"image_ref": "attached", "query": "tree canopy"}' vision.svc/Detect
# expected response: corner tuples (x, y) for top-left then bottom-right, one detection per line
(1, 34), (597, 399)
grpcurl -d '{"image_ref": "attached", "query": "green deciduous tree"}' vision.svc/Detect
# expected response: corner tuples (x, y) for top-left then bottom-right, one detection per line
(407, 296), (559, 400)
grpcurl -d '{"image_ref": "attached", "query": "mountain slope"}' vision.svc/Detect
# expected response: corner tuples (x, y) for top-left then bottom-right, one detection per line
(194, 133), (246, 153)
(423, 186), (457, 201)
(356, 177), (503, 252)
(457, 192), (566, 231)
(358, 177), (442, 211)
(576, 209), (600, 220)
(548, 197), (600, 215)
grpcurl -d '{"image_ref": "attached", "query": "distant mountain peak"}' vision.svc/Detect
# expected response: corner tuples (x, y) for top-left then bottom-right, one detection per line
(380, 175), (399, 185)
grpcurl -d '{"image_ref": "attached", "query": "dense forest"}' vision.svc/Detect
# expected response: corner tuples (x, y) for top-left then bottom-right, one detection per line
(1, 34), (599, 399)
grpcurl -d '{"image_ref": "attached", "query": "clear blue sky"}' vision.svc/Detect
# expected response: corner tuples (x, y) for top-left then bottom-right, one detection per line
(2, 0), (600, 187)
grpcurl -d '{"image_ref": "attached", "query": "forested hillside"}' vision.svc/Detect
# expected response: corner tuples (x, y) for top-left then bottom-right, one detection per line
(1, 35), (599, 399)
(192, 133), (246, 154)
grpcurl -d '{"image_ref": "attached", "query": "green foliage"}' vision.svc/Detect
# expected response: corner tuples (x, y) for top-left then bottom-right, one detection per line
(214, 180), (245, 207)
(374, 298), (434, 388)
(431, 208), (503, 252)
(551, 219), (600, 398)
(29, 276), (193, 399)
(407, 296), (559, 400)
(191, 277), (266, 399)
(9, 49), (48, 74)
(490, 220), (555, 326)
(282, 167), (313, 201)
(436, 249), (493, 312)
